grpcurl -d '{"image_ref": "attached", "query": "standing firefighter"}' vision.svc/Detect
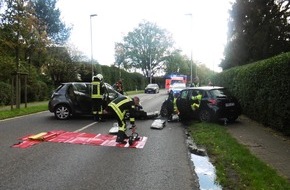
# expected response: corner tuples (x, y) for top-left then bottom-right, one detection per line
(190, 76), (200, 87)
(91, 74), (106, 121)
(104, 96), (139, 144)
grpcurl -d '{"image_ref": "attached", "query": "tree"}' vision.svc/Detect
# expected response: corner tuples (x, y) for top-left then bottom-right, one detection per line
(0, 0), (42, 72)
(114, 21), (174, 80)
(164, 49), (191, 76)
(33, 0), (71, 45)
(45, 47), (78, 86)
(221, 0), (290, 70)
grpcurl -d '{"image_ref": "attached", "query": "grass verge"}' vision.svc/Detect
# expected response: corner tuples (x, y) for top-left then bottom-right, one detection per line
(188, 122), (290, 190)
(0, 101), (48, 120)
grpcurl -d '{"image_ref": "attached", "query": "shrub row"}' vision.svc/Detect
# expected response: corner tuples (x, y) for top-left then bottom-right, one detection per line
(212, 52), (290, 135)
(0, 64), (165, 106)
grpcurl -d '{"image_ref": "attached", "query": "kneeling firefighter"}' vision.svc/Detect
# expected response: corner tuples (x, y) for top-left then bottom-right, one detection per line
(104, 96), (139, 143)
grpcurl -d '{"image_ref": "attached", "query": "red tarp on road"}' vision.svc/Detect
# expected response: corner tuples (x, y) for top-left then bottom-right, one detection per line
(12, 130), (147, 149)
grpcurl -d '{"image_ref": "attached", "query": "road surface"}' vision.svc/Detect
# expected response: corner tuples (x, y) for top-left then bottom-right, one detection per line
(0, 91), (199, 190)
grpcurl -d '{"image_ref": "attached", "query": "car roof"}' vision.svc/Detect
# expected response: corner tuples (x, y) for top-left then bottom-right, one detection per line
(185, 86), (224, 90)
(61, 82), (111, 85)
(62, 82), (90, 84)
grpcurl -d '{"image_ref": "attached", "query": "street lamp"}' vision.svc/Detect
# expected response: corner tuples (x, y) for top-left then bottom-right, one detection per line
(90, 14), (97, 79)
(185, 13), (193, 84)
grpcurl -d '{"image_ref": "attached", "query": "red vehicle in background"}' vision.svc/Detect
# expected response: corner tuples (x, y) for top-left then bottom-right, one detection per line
(165, 74), (187, 93)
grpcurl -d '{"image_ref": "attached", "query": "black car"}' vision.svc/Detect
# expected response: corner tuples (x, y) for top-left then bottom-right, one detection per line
(144, 83), (159, 94)
(172, 86), (241, 122)
(48, 82), (122, 120)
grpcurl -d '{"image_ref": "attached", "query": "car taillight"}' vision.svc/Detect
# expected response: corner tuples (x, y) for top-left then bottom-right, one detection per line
(208, 99), (217, 105)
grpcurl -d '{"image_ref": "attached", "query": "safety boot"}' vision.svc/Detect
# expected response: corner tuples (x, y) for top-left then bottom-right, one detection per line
(116, 131), (127, 144)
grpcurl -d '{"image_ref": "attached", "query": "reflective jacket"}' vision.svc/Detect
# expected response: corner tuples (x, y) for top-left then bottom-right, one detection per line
(191, 94), (202, 110)
(173, 98), (178, 113)
(192, 94), (202, 103)
(91, 81), (105, 99)
(108, 96), (136, 125)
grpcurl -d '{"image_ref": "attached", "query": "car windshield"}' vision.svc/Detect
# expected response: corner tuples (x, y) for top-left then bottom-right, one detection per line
(171, 83), (186, 88)
(171, 80), (183, 85)
(147, 84), (158, 87)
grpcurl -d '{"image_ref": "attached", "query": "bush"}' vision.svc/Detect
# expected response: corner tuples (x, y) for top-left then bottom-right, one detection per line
(213, 52), (290, 135)
(24, 81), (49, 102)
(0, 82), (12, 106)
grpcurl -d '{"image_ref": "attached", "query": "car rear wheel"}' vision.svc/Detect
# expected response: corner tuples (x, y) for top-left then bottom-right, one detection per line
(54, 104), (71, 120)
(199, 109), (212, 122)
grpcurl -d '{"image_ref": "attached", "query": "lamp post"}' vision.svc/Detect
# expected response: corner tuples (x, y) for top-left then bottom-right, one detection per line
(149, 54), (152, 83)
(90, 14), (97, 79)
(185, 13), (193, 83)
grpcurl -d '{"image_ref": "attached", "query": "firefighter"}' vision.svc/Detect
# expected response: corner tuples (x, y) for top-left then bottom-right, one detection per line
(168, 92), (180, 121)
(190, 77), (200, 87)
(91, 74), (106, 121)
(104, 96), (139, 144)
(191, 90), (202, 111)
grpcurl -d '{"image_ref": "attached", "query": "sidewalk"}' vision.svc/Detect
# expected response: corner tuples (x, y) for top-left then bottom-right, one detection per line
(226, 115), (290, 182)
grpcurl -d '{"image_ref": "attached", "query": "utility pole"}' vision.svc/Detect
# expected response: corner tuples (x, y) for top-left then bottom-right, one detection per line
(90, 14), (97, 79)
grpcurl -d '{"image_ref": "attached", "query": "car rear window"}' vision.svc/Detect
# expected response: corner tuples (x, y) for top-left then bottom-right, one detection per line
(54, 84), (64, 93)
(210, 89), (230, 98)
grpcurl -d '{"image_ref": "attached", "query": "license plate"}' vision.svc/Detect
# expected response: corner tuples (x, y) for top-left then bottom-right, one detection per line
(225, 102), (235, 107)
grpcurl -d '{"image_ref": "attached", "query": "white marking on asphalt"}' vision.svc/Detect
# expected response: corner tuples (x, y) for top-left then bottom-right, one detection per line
(74, 122), (97, 132)
(0, 111), (47, 122)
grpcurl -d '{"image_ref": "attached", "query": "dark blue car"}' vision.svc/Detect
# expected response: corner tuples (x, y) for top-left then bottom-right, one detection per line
(176, 86), (242, 122)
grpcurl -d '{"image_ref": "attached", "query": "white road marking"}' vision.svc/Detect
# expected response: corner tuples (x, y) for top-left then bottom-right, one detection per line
(74, 122), (97, 132)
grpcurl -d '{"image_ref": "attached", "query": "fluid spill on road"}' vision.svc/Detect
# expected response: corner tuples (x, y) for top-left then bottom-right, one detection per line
(191, 154), (222, 190)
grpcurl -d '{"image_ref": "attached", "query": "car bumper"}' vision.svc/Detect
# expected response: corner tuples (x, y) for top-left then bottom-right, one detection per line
(145, 89), (157, 93)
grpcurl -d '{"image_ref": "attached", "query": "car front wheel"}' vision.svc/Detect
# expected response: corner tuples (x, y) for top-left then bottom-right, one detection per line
(54, 104), (71, 120)
(199, 109), (212, 122)
(160, 105), (168, 117)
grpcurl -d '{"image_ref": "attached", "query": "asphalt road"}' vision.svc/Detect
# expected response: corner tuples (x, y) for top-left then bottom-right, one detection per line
(0, 91), (199, 190)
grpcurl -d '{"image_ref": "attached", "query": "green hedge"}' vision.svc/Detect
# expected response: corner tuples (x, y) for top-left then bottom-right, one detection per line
(0, 82), (12, 106)
(97, 65), (165, 91)
(98, 65), (147, 91)
(212, 52), (290, 135)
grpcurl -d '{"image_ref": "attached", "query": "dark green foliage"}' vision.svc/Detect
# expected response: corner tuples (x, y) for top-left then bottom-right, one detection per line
(24, 80), (48, 102)
(221, 0), (290, 70)
(0, 82), (12, 106)
(213, 52), (290, 135)
(33, 0), (71, 44)
(115, 21), (174, 79)
(0, 56), (15, 83)
(98, 65), (147, 91)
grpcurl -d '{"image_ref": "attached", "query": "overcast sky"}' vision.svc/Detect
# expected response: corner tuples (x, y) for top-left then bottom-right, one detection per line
(57, 0), (233, 72)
